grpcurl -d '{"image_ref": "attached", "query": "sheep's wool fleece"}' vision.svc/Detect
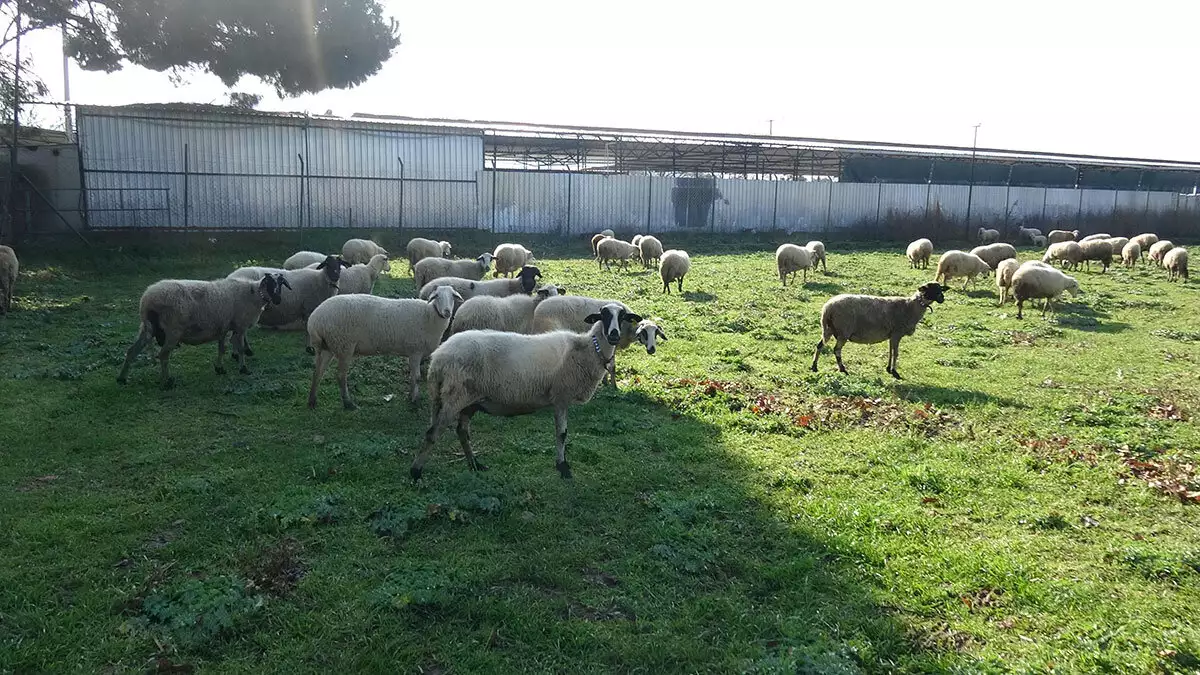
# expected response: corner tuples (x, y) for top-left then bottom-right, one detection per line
(308, 295), (446, 356)
(821, 294), (926, 344)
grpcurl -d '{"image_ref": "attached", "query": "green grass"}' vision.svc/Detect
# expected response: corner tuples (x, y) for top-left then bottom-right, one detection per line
(2, 230), (1200, 673)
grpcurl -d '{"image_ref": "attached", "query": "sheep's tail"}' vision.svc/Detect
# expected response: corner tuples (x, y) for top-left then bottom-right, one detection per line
(146, 310), (166, 346)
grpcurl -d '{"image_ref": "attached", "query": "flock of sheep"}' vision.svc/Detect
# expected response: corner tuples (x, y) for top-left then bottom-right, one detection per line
(0, 222), (1189, 480)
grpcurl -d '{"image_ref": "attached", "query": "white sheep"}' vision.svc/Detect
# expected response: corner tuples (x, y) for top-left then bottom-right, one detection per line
(776, 244), (814, 286)
(532, 295), (656, 387)
(591, 233), (612, 257)
(906, 238), (933, 269)
(599, 229), (615, 238)
(228, 255), (348, 353)
(597, 238), (641, 271)
(342, 238), (388, 265)
(414, 253), (494, 291)
(405, 238), (452, 275)
(639, 235), (664, 268)
(1078, 233), (1111, 242)
(977, 228), (1000, 244)
(1017, 226), (1043, 244)
(1105, 237), (1130, 252)
(631, 234), (644, 248)
(409, 302), (642, 480)
(806, 241), (827, 273)
(0, 244), (17, 315)
(1078, 239), (1113, 272)
(1031, 235), (1047, 248)
(1047, 229), (1079, 244)
(969, 243), (1017, 270)
(493, 243), (535, 278)
(448, 285), (562, 336)
(935, 250), (992, 290)
(1043, 241), (1084, 270)
(117, 274), (288, 387)
(1121, 241), (1141, 268)
(1131, 233), (1159, 260)
(418, 266), (542, 302)
(283, 251), (329, 270)
(333, 253), (391, 295)
(995, 258), (1021, 305)
(1149, 240), (1175, 266)
(306, 284), (462, 409)
(660, 249), (691, 294)
(1164, 247), (1189, 282)
(1011, 263), (1081, 319)
(810, 282), (947, 380)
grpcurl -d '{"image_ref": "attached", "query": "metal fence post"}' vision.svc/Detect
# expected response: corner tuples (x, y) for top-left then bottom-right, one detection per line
(824, 180), (834, 233)
(397, 156), (405, 233)
(183, 143), (190, 230)
(645, 173), (652, 232)
(874, 181), (883, 230)
(490, 167), (497, 232)
(771, 180), (779, 230)
(1041, 188), (1048, 222)
(297, 153), (306, 239)
(565, 171), (572, 237)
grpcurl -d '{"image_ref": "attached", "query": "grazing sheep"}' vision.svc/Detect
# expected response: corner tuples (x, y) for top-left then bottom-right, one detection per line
(117, 274), (288, 387)
(1043, 241), (1084, 270)
(810, 282), (948, 380)
(1079, 233), (1111, 242)
(660, 250), (691, 294)
(597, 238), (641, 271)
(307, 285), (462, 409)
(335, 254), (391, 295)
(969, 243), (1017, 270)
(1031, 235), (1047, 248)
(1017, 226), (1043, 244)
(591, 233), (612, 256)
(1131, 233), (1159, 259)
(599, 229), (615, 238)
(1047, 229), (1078, 244)
(449, 285), (562, 336)
(532, 295), (654, 387)
(405, 238), (452, 274)
(284, 251), (329, 270)
(1149, 240), (1175, 266)
(1164, 247), (1189, 282)
(906, 238), (934, 269)
(639, 235), (664, 268)
(0, 244), (17, 315)
(1121, 241), (1141, 268)
(493, 243), (535, 278)
(409, 302), (642, 480)
(342, 238), (388, 265)
(935, 250), (992, 290)
(806, 241), (827, 272)
(776, 244), (814, 286)
(414, 253), (494, 291)
(1011, 263), (1081, 319)
(631, 234), (644, 248)
(228, 255), (348, 353)
(995, 258), (1021, 305)
(1105, 237), (1130, 254)
(418, 265), (542, 302)
(1078, 239), (1113, 272)
(977, 228), (1000, 244)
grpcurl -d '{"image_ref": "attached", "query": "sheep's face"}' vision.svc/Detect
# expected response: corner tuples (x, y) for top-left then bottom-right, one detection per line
(258, 274), (289, 305)
(477, 253), (495, 271)
(518, 265), (543, 293)
(428, 285), (462, 319)
(635, 320), (666, 355)
(440, 242), (452, 257)
(1065, 279), (1081, 296)
(317, 255), (352, 287)
(917, 282), (947, 306)
(375, 254), (392, 273)
(585, 304), (642, 346)
(534, 284), (560, 300)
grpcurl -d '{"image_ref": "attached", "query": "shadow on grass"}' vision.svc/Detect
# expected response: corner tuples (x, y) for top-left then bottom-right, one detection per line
(894, 382), (1026, 408)
(682, 291), (717, 303)
(1052, 302), (1132, 334)
(798, 281), (843, 294)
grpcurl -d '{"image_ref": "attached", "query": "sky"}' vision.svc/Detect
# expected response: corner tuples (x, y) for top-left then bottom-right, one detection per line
(12, 0), (1200, 161)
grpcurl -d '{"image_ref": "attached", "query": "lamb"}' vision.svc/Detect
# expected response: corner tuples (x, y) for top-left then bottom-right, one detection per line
(1105, 237), (1130, 255)
(419, 265), (543, 301)
(448, 284), (562, 336)
(1043, 241), (1084, 270)
(810, 282), (947, 380)
(405, 238), (452, 274)
(977, 228), (1000, 244)
(935, 250), (992, 290)
(306, 284), (462, 409)
(1010, 263), (1081, 319)
(532, 295), (656, 387)
(409, 302), (642, 480)
(117, 274), (288, 387)
(283, 251), (329, 270)
(1047, 229), (1079, 244)
(660, 249), (691, 294)
(413, 252), (494, 291)
(1149, 240), (1175, 266)
(1121, 241), (1141, 268)
(806, 241), (827, 272)
(969, 243), (1017, 270)
(332, 253), (390, 295)
(228, 255), (348, 353)
(995, 258), (1021, 305)
(776, 244), (814, 286)
(1017, 226), (1043, 244)
(1079, 233), (1111, 242)
(590, 233), (612, 256)
(1164, 247), (1189, 282)
(342, 238), (388, 265)
(0, 244), (17, 315)
(906, 238), (934, 269)
(1031, 235), (1047, 248)
(1078, 239), (1113, 272)
(638, 235), (664, 268)
(1131, 233), (1159, 260)
(596, 238), (641, 271)
(493, 243), (535, 277)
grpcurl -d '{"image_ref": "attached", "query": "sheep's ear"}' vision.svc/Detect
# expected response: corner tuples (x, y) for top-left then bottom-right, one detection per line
(452, 290), (465, 302)
(316, 259), (327, 269)
(622, 312), (644, 324)
(583, 313), (602, 324)
(277, 274), (292, 290)
(340, 259), (352, 269)
(655, 326), (667, 341)
(556, 286), (566, 295)
(940, 284), (951, 292)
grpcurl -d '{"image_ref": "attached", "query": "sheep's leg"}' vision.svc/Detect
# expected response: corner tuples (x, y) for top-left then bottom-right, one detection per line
(308, 349), (333, 409)
(117, 325), (153, 384)
(832, 338), (848, 374)
(336, 354), (357, 410)
(810, 338), (825, 372)
(887, 336), (903, 380)
(232, 331), (252, 374)
(553, 405), (572, 479)
(802, 268), (808, 283)
(214, 333), (228, 375)
(156, 337), (181, 389)
(677, 276), (684, 293)
(780, 271), (787, 287)
(456, 407), (487, 472)
(663, 279), (670, 294)
(1016, 298), (1025, 319)
(410, 398), (458, 481)
(407, 354), (423, 405)
(604, 354), (618, 388)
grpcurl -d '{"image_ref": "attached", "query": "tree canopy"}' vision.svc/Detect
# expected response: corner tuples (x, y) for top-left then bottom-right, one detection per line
(3, 0), (401, 97)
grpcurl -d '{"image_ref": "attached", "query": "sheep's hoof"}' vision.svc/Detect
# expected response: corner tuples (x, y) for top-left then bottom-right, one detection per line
(214, 365), (226, 375)
(305, 346), (315, 356)
(161, 378), (176, 390)
(809, 364), (818, 373)
(243, 347), (255, 357)
(307, 397), (318, 410)
(409, 466), (423, 482)
(556, 461), (573, 479)
(890, 370), (903, 381)
(239, 366), (251, 375)
(837, 366), (848, 374)
(116, 375), (127, 385)
(343, 401), (358, 411)
(469, 462), (489, 472)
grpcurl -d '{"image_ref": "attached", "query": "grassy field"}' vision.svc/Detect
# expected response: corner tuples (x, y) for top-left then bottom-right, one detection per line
(2, 229), (1199, 673)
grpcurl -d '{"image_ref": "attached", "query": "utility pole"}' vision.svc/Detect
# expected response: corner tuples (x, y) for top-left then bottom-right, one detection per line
(768, 119), (773, 136)
(7, 2), (22, 242)
(964, 123), (981, 240)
